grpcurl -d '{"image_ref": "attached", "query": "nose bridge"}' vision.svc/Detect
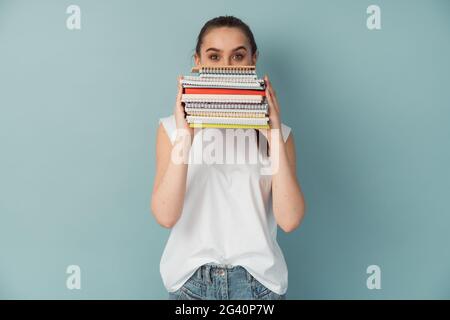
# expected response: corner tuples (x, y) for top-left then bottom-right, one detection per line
(220, 52), (232, 66)
(217, 59), (232, 67)
(226, 55), (233, 66)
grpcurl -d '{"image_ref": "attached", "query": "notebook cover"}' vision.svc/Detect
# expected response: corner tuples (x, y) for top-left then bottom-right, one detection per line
(186, 115), (269, 125)
(182, 94), (265, 103)
(189, 123), (270, 129)
(186, 111), (266, 118)
(184, 88), (266, 96)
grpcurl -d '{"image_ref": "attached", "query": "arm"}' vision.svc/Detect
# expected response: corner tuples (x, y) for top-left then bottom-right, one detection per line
(151, 76), (193, 228)
(264, 75), (307, 233)
(151, 125), (191, 228)
(271, 132), (306, 233)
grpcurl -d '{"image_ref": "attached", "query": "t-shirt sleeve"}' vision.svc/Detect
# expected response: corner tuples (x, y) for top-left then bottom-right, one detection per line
(159, 114), (177, 145)
(281, 122), (292, 143)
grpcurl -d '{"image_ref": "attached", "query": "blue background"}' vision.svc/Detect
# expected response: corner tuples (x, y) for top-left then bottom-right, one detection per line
(1, 0), (449, 299)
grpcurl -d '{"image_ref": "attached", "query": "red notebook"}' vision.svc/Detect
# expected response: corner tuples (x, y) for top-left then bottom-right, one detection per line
(183, 88), (266, 96)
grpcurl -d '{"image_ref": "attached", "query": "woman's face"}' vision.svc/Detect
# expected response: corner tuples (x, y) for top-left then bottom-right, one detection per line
(195, 27), (257, 66)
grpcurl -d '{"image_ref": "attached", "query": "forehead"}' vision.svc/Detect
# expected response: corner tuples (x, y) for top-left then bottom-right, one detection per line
(201, 27), (250, 51)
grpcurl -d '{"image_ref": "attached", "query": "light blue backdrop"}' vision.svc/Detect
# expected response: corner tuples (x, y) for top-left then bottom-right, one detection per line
(1, 0), (449, 299)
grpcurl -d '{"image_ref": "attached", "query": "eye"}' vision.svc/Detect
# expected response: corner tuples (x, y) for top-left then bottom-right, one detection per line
(233, 53), (245, 61)
(209, 54), (220, 61)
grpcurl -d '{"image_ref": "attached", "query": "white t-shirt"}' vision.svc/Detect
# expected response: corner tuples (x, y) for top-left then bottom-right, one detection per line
(158, 114), (291, 295)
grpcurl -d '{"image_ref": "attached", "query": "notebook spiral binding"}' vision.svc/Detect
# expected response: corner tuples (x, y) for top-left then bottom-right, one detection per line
(184, 102), (268, 111)
(192, 65), (256, 75)
(186, 111), (266, 118)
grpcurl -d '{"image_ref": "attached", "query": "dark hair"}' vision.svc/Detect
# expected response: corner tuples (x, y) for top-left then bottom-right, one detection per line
(195, 16), (258, 58)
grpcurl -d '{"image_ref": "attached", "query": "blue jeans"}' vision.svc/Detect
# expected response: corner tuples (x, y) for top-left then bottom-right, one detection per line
(168, 262), (287, 300)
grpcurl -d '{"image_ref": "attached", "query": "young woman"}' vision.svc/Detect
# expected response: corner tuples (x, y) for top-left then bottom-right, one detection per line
(151, 16), (306, 300)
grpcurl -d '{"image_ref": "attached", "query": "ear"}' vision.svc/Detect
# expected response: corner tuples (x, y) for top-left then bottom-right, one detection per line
(252, 51), (258, 65)
(194, 53), (201, 66)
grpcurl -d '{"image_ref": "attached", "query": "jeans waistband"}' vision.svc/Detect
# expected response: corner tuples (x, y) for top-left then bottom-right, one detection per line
(195, 262), (254, 283)
(204, 262), (238, 269)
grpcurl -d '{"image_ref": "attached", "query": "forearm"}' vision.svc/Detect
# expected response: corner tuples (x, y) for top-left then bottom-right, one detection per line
(270, 135), (306, 232)
(152, 133), (192, 228)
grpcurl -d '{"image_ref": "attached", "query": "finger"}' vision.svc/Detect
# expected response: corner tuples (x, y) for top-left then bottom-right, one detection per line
(266, 87), (275, 110)
(267, 83), (276, 103)
(268, 92), (281, 120)
(271, 94), (280, 113)
(177, 75), (184, 92)
(265, 76), (280, 114)
(265, 75), (271, 91)
(266, 83), (280, 113)
(268, 79), (276, 96)
(176, 75), (183, 104)
(266, 78), (277, 98)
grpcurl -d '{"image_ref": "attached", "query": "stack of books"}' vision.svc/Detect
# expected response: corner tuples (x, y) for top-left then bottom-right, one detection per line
(181, 65), (269, 129)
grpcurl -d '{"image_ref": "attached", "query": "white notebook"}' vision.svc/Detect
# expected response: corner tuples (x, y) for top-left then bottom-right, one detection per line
(186, 111), (266, 118)
(186, 116), (269, 125)
(185, 107), (268, 115)
(181, 80), (264, 90)
(185, 74), (260, 81)
(184, 102), (268, 110)
(192, 65), (257, 76)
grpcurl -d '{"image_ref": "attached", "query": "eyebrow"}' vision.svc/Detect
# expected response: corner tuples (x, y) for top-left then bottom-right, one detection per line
(205, 46), (248, 53)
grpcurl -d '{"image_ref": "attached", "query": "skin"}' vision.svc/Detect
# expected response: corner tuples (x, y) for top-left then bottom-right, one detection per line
(151, 27), (306, 232)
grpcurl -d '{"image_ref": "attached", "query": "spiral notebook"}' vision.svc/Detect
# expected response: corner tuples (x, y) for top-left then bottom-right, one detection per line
(181, 65), (269, 129)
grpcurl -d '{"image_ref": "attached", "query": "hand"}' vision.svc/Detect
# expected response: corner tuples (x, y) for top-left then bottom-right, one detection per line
(258, 75), (282, 146)
(173, 75), (194, 138)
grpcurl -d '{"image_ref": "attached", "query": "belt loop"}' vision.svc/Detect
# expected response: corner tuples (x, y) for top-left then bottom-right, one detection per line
(205, 265), (212, 284)
(196, 266), (202, 281)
